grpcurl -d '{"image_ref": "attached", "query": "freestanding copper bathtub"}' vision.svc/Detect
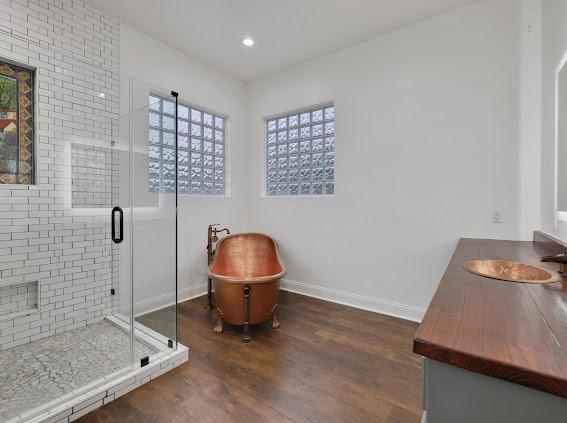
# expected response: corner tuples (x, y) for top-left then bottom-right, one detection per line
(208, 233), (285, 342)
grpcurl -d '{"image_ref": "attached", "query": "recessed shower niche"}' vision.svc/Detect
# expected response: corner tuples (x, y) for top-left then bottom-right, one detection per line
(0, 280), (38, 323)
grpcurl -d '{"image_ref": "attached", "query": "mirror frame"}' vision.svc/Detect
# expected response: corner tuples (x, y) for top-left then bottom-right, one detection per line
(555, 49), (567, 223)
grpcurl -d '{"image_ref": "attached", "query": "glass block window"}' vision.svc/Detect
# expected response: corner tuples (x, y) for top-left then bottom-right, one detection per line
(266, 105), (334, 196)
(148, 95), (225, 195)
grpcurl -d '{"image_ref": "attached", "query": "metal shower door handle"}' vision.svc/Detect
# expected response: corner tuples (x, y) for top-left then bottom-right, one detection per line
(111, 206), (124, 244)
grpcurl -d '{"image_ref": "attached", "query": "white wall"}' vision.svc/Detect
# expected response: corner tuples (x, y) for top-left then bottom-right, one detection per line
(541, 0), (567, 239)
(117, 0), (535, 322)
(119, 25), (248, 313)
(245, 0), (522, 320)
(518, 0), (542, 240)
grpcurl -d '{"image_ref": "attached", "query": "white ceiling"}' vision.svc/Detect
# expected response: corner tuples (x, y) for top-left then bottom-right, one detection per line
(84, 0), (478, 82)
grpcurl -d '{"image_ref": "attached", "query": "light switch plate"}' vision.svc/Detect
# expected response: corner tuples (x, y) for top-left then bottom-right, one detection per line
(492, 210), (503, 224)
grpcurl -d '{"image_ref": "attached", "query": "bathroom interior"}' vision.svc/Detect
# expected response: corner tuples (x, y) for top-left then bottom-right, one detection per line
(1, 0), (567, 422)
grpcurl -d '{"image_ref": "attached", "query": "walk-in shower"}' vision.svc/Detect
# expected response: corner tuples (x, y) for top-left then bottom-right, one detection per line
(0, 35), (187, 421)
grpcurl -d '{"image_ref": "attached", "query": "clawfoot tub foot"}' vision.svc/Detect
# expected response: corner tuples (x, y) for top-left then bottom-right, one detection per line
(214, 308), (223, 333)
(271, 304), (280, 329)
(272, 314), (280, 329)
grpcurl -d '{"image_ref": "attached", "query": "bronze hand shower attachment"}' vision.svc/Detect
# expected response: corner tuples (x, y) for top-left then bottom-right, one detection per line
(206, 224), (231, 309)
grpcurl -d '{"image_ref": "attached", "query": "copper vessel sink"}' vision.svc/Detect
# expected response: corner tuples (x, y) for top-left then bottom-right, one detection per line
(463, 260), (560, 284)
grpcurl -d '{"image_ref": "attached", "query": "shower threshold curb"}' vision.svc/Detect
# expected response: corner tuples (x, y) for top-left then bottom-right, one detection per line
(5, 317), (188, 423)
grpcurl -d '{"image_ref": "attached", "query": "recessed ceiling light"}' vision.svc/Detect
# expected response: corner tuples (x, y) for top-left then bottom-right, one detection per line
(98, 92), (106, 98)
(242, 37), (254, 47)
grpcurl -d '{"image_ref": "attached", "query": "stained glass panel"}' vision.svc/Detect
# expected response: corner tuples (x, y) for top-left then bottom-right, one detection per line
(0, 61), (34, 185)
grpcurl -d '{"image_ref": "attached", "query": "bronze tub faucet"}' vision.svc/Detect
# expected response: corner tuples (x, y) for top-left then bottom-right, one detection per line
(206, 224), (231, 309)
(541, 249), (567, 275)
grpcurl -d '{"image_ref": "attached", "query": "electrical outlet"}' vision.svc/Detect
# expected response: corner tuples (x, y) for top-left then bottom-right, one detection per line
(491, 210), (503, 224)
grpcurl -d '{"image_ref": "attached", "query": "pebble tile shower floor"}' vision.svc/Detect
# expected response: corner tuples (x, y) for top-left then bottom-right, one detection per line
(0, 320), (156, 421)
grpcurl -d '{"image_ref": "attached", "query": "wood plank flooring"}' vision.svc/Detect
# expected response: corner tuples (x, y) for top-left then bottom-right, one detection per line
(78, 291), (421, 423)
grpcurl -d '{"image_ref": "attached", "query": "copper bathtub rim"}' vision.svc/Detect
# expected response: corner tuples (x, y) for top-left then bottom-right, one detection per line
(207, 232), (286, 283)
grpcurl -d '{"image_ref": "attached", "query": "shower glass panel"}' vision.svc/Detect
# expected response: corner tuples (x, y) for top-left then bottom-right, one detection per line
(128, 78), (178, 351)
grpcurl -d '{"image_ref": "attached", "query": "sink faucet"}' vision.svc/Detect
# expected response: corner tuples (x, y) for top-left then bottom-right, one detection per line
(541, 249), (567, 275)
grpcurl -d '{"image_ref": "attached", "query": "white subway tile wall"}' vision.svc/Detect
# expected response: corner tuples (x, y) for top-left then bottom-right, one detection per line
(0, 0), (120, 350)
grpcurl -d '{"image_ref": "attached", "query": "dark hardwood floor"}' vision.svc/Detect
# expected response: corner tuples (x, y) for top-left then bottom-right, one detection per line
(79, 291), (421, 423)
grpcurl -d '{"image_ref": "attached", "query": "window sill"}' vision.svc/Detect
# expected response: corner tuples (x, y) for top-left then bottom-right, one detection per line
(263, 194), (335, 199)
(153, 193), (231, 198)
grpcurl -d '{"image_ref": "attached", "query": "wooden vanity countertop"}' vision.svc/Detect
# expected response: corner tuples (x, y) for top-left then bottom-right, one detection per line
(414, 237), (567, 398)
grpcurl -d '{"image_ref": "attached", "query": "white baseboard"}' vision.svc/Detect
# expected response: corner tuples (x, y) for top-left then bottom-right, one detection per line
(134, 280), (426, 323)
(281, 279), (425, 322)
(134, 283), (207, 317)
(179, 284), (208, 303)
